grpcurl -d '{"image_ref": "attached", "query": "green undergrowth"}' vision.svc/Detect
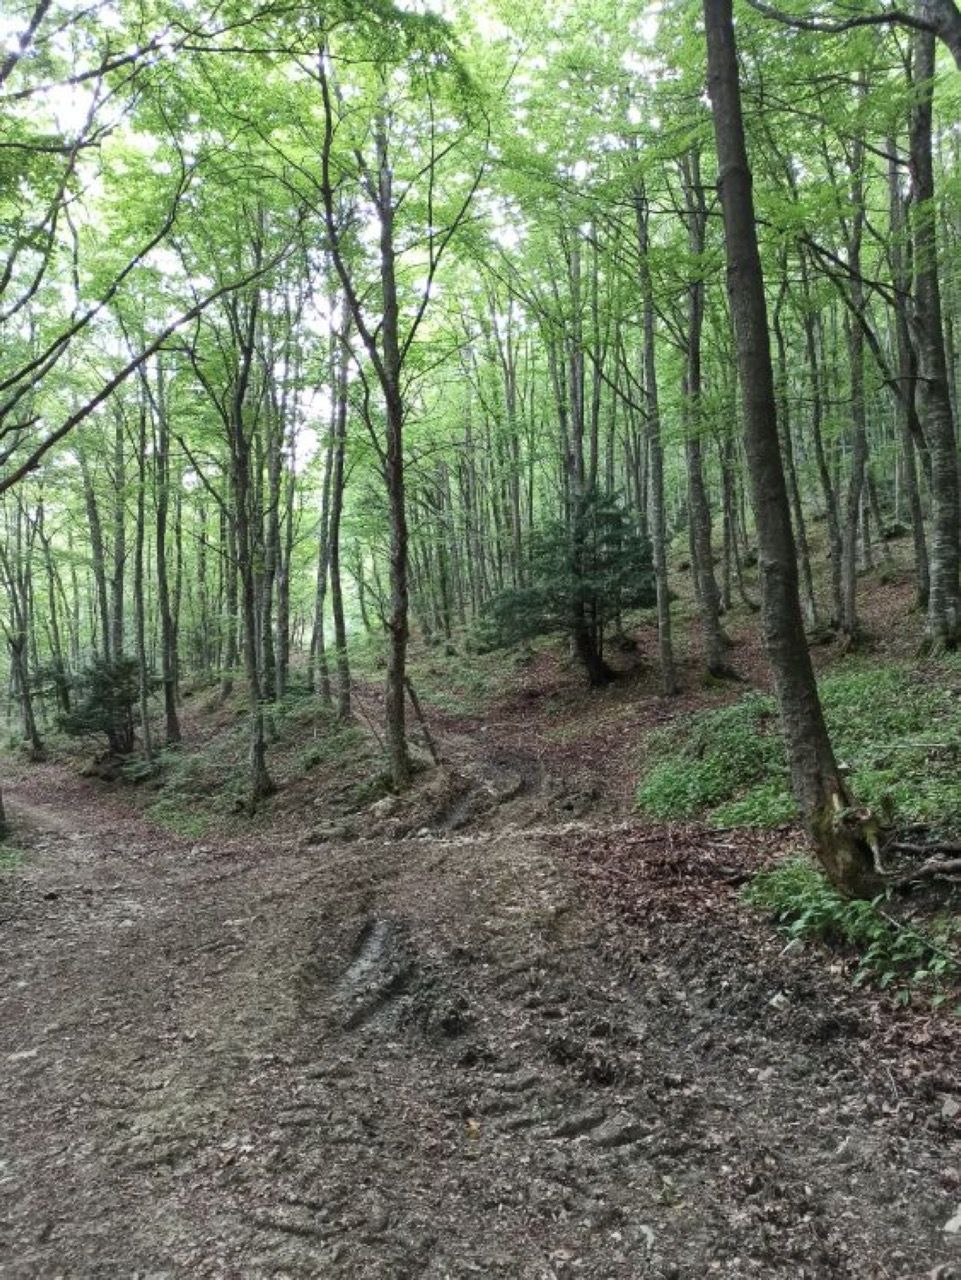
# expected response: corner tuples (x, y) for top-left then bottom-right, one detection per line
(343, 626), (525, 717)
(637, 663), (961, 835)
(744, 858), (961, 1007)
(407, 641), (540, 717)
(143, 690), (376, 836)
(0, 843), (23, 872)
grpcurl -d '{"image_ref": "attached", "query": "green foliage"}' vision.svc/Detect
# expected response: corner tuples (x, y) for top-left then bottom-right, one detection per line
(409, 644), (519, 716)
(711, 781), (797, 829)
(637, 695), (785, 820)
(0, 844), (23, 872)
(346, 770), (394, 809)
(476, 493), (655, 653)
(145, 795), (211, 840)
(31, 660), (72, 711)
(744, 858), (961, 1003)
(295, 720), (366, 774)
(59, 658), (141, 756)
(142, 692), (383, 834)
(637, 663), (961, 833)
(146, 725), (253, 827)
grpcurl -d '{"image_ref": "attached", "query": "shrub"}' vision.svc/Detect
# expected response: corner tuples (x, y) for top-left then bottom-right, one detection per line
(474, 492), (655, 679)
(59, 657), (141, 756)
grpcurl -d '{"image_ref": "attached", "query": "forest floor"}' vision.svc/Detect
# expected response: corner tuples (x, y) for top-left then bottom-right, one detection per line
(2, 566), (961, 1278)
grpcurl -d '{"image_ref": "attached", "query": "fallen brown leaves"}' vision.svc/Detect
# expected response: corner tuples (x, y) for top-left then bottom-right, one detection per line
(552, 818), (961, 1121)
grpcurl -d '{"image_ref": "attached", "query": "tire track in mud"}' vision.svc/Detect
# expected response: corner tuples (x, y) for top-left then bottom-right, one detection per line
(0, 789), (958, 1278)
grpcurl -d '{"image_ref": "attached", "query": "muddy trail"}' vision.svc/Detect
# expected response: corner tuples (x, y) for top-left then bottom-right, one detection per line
(1, 757), (960, 1279)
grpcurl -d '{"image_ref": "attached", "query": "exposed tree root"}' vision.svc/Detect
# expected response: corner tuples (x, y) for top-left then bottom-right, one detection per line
(888, 848), (961, 885)
(889, 840), (961, 858)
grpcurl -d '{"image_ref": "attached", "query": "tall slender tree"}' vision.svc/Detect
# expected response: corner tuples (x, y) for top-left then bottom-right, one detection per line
(704, 0), (880, 896)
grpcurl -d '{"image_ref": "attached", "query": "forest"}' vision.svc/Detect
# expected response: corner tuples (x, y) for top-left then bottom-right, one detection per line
(1, 0), (961, 1275)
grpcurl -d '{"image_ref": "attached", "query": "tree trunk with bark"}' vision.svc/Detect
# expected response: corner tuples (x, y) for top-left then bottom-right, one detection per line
(134, 403), (153, 764)
(152, 361), (181, 746)
(635, 184), (679, 695)
(110, 412), (126, 660)
(911, 17), (960, 648)
(330, 326), (352, 721)
(681, 150), (732, 676)
(79, 451), (111, 664)
(888, 141), (930, 609)
(704, 0), (881, 898)
(227, 289), (274, 804)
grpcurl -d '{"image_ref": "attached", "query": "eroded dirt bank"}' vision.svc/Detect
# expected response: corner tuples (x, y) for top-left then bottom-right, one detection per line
(1, 767), (960, 1278)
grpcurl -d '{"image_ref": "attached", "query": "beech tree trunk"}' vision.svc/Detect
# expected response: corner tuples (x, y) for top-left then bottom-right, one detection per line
(111, 412), (126, 660)
(276, 440), (295, 701)
(134, 403), (153, 764)
(221, 512), (239, 700)
(153, 361), (181, 747)
(260, 408), (282, 703)
(911, 16), (960, 648)
(562, 232), (614, 689)
(799, 255), (844, 628)
(772, 277), (817, 628)
(227, 288), (274, 804)
(888, 142), (930, 609)
(681, 149), (731, 676)
(840, 310), (868, 640)
(309, 407), (336, 703)
(0, 507), (45, 761)
(635, 184), (679, 695)
(79, 451), (111, 664)
(373, 125), (413, 787)
(704, 0), (881, 898)
(330, 326), (351, 721)
(38, 509), (70, 714)
(840, 138), (868, 642)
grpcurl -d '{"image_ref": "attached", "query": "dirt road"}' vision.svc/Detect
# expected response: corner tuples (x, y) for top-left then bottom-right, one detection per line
(1, 769), (960, 1278)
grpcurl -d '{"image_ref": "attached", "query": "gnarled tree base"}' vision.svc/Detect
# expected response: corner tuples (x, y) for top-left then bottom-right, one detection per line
(808, 792), (886, 899)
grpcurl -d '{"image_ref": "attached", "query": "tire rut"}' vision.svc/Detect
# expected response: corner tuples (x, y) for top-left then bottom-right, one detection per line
(1, 797), (957, 1278)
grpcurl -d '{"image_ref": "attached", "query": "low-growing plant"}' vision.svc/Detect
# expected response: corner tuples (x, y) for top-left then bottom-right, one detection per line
(637, 662), (961, 834)
(296, 722), (364, 773)
(345, 769), (394, 810)
(0, 843), (23, 872)
(144, 795), (211, 839)
(711, 781), (796, 828)
(636, 694), (785, 820)
(406, 645), (515, 716)
(744, 857), (961, 1004)
(297, 743), (328, 773)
